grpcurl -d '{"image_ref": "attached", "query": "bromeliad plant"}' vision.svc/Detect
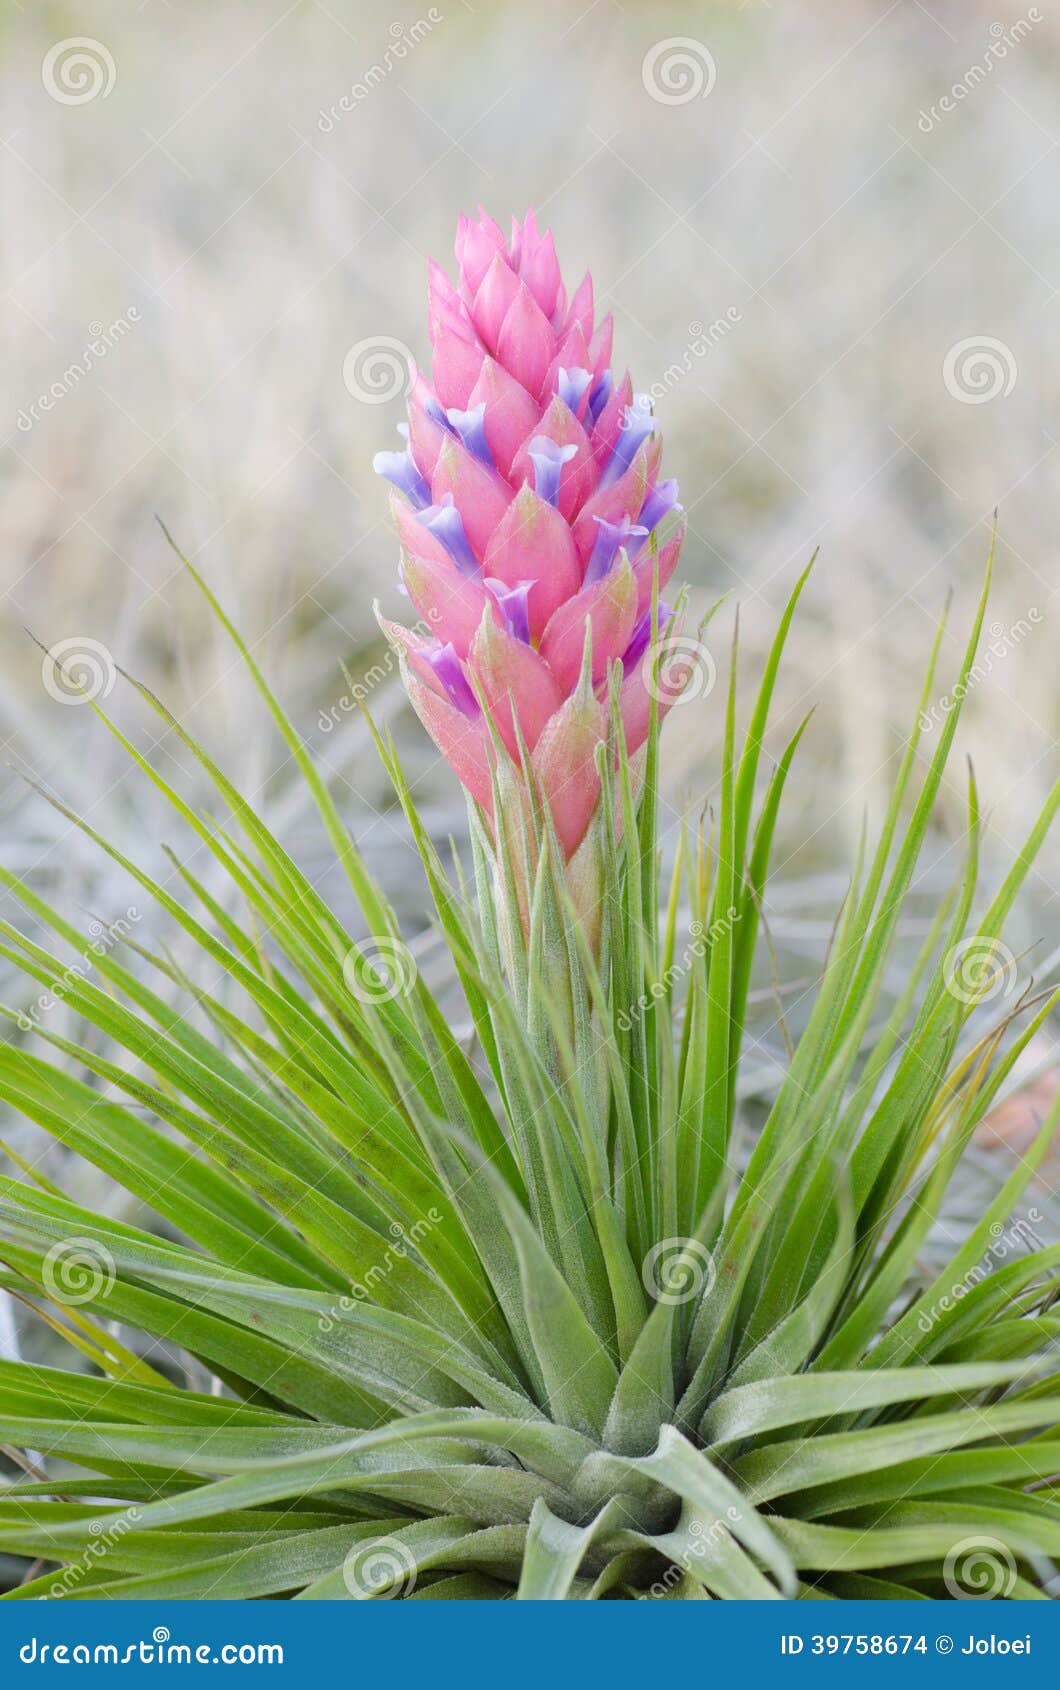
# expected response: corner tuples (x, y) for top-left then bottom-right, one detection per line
(373, 208), (687, 960)
(0, 213), (1057, 1603)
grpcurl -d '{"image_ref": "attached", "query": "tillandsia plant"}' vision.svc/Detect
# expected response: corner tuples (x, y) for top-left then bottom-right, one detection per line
(0, 212), (1057, 1603)
(373, 208), (688, 968)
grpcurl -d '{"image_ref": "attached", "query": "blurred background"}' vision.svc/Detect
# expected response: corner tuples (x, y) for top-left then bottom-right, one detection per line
(1, 0), (1059, 1363)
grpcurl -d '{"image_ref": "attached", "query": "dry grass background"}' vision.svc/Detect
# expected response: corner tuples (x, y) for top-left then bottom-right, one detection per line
(1, 0), (1058, 1341)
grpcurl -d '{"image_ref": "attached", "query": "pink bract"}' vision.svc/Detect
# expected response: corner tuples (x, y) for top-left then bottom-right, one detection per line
(375, 208), (685, 859)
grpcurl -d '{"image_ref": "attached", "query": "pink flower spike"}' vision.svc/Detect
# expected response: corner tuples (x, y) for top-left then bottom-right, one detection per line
(572, 452), (650, 563)
(476, 206), (507, 249)
(401, 546), (493, 658)
(374, 209), (684, 866)
(471, 610), (564, 758)
(482, 484), (581, 639)
(508, 213), (525, 269)
(590, 370), (634, 466)
(520, 225), (562, 320)
(405, 393), (450, 479)
(468, 357), (541, 478)
(524, 437), (578, 510)
(565, 272), (594, 341)
(540, 548), (638, 694)
(511, 397), (593, 518)
(428, 260), (472, 345)
(391, 491), (458, 573)
(431, 433), (513, 558)
(484, 576), (534, 645)
(588, 313), (614, 381)
(414, 494), (481, 577)
(547, 338), (592, 409)
(497, 283), (554, 399)
(471, 252), (521, 353)
(403, 659), (495, 820)
(375, 608), (433, 676)
(457, 213), (506, 300)
(531, 684), (606, 861)
(433, 332), (485, 409)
